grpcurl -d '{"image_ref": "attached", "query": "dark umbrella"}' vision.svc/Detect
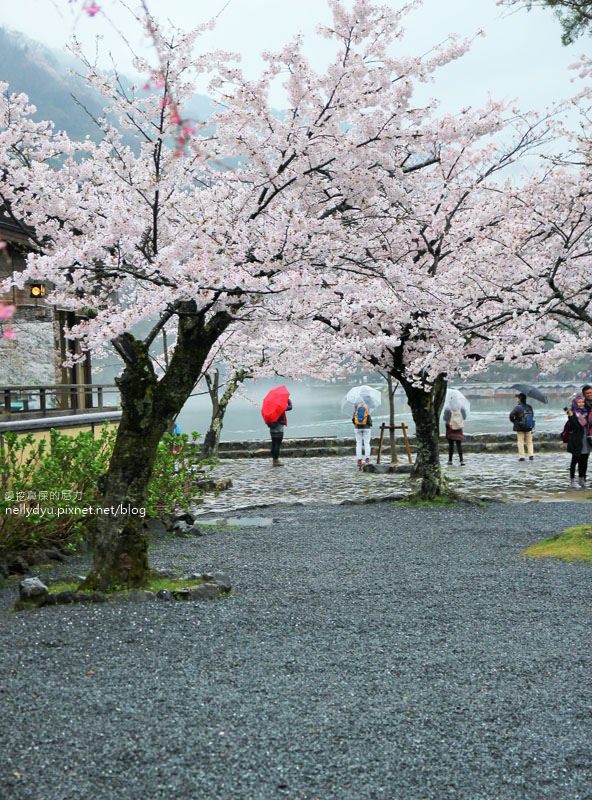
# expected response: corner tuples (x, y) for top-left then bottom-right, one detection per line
(261, 385), (291, 424)
(511, 383), (548, 404)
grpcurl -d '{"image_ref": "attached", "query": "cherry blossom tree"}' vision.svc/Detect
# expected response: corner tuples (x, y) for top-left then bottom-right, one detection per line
(0, 0), (488, 586)
(0, 39), (301, 589)
(452, 61), (592, 377)
(307, 108), (555, 497)
(488, 135), (592, 371)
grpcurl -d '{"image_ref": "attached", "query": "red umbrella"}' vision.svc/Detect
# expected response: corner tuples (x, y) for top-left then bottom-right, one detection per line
(261, 385), (290, 425)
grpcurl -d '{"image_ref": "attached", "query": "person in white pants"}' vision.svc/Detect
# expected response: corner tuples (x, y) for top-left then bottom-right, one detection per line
(352, 402), (373, 469)
(355, 427), (372, 464)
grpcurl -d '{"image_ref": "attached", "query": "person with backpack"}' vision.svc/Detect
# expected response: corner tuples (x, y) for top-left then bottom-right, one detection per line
(268, 398), (292, 467)
(509, 392), (535, 461)
(565, 394), (589, 488)
(352, 400), (372, 469)
(443, 401), (466, 465)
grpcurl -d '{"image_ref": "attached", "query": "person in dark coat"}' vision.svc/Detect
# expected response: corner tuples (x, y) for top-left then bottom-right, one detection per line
(443, 403), (466, 465)
(566, 394), (589, 489)
(582, 384), (592, 440)
(509, 392), (535, 461)
(268, 398), (292, 467)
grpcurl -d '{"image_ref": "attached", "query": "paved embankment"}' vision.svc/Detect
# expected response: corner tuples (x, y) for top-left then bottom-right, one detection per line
(0, 501), (590, 800)
(217, 432), (566, 459)
(197, 451), (591, 514)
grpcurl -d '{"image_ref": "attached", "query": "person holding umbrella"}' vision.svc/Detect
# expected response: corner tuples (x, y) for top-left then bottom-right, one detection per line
(261, 385), (292, 467)
(352, 400), (373, 469)
(509, 392), (536, 461)
(443, 389), (469, 466)
(342, 386), (381, 469)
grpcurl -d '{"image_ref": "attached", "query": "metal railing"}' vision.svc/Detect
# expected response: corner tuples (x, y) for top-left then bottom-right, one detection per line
(0, 384), (120, 418)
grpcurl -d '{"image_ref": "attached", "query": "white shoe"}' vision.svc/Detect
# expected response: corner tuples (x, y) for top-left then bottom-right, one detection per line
(578, 478), (587, 489)
(570, 479), (579, 489)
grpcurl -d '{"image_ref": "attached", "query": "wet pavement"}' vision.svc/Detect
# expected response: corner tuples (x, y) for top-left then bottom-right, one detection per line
(194, 452), (592, 516)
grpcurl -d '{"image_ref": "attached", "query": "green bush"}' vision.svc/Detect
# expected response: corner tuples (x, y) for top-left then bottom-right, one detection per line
(0, 428), (205, 560)
(147, 431), (205, 516)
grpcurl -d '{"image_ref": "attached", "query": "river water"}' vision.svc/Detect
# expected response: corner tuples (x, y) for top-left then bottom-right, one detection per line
(175, 379), (576, 442)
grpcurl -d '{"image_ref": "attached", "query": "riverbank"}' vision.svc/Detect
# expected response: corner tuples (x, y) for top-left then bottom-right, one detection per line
(0, 501), (590, 799)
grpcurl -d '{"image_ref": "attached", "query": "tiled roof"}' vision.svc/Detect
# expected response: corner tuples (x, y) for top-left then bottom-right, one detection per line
(0, 210), (33, 245)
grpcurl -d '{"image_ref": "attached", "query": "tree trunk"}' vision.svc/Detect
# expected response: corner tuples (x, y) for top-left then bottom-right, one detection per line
(83, 307), (230, 591)
(398, 374), (447, 500)
(202, 370), (221, 458)
(387, 375), (397, 464)
(202, 368), (249, 458)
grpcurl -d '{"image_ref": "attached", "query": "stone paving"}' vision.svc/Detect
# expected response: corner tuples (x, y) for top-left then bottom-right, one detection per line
(194, 451), (592, 516)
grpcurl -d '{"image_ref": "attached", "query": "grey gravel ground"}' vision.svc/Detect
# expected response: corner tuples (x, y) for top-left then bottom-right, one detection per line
(1, 500), (591, 800)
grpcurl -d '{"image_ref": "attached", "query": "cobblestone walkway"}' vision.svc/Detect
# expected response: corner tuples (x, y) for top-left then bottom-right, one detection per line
(195, 451), (591, 515)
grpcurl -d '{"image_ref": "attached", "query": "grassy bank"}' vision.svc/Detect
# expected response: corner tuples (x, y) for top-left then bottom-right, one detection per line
(523, 525), (592, 563)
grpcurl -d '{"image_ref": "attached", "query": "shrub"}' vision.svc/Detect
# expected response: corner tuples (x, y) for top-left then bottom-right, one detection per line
(0, 428), (205, 560)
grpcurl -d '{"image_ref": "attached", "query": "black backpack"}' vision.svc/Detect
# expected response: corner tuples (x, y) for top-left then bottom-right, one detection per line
(516, 404), (534, 432)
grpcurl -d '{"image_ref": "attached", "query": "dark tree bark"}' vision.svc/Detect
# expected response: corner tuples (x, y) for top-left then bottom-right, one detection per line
(387, 374), (397, 464)
(396, 372), (447, 499)
(202, 368), (250, 458)
(82, 303), (231, 591)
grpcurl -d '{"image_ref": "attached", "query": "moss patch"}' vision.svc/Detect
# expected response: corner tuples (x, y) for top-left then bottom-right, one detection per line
(523, 525), (592, 563)
(47, 576), (204, 595)
(393, 494), (456, 509)
(48, 581), (81, 594)
(146, 576), (203, 593)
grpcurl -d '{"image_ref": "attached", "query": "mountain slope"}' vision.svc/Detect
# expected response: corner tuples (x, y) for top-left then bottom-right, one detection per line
(0, 27), (214, 141)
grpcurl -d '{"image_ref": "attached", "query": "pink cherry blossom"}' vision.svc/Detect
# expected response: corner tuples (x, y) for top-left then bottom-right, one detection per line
(84, 1), (100, 17)
(0, 304), (15, 322)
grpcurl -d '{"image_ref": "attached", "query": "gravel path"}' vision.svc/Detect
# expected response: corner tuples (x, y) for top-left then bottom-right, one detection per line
(1, 501), (591, 800)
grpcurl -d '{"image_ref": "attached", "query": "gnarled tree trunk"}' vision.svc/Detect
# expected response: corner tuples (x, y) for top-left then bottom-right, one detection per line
(82, 305), (230, 591)
(397, 373), (447, 499)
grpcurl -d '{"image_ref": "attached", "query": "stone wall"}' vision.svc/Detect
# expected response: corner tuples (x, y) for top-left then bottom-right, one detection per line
(216, 432), (566, 458)
(0, 307), (57, 385)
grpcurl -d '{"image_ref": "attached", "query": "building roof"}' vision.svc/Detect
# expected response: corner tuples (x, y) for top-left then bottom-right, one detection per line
(0, 210), (34, 246)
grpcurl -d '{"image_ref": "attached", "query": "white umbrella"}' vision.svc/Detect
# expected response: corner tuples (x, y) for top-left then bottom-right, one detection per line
(341, 385), (382, 416)
(444, 388), (470, 416)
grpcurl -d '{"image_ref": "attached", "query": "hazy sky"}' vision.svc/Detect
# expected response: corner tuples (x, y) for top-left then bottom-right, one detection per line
(0, 0), (587, 111)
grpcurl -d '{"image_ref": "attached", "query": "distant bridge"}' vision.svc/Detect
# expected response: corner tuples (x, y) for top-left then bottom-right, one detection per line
(312, 380), (582, 399)
(449, 382), (580, 399)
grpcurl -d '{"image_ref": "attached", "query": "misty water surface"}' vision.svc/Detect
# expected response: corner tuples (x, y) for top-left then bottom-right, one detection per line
(174, 379), (575, 442)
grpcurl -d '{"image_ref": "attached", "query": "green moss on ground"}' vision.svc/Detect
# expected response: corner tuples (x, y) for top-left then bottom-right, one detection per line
(523, 525), (592, 563)
(47, 576), (204, 595)
(47, 581), (81, 593)
(146, 576), (203, 592)
(393, 494), (456, 509)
